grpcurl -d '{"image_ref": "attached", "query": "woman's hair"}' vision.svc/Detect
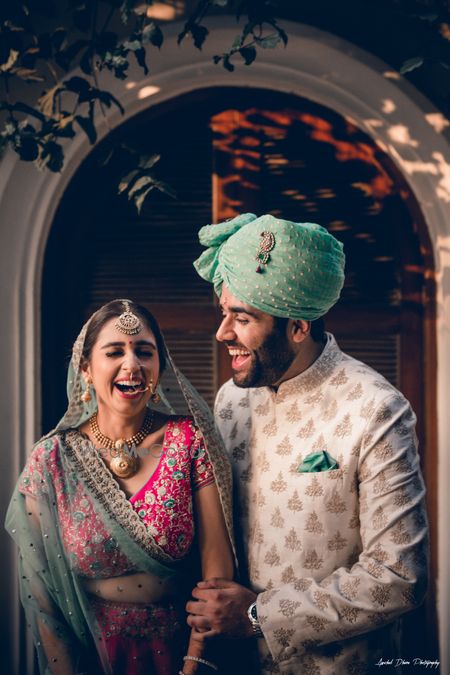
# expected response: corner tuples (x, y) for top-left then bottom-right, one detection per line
(82, 300), (167, 372)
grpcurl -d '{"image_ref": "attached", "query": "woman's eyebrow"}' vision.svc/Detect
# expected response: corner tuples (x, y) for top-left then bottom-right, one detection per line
(100, 340), (156, 349)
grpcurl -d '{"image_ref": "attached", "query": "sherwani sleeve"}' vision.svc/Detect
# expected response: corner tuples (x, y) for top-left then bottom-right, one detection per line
(258, 391), (429, 661)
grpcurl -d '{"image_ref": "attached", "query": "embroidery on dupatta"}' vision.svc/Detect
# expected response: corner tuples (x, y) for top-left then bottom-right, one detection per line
(170, 361), (235, 560)
(62, 429), (176, 565)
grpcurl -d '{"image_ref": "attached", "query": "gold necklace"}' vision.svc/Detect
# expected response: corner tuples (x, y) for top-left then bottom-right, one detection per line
(90, 409), (154, 479)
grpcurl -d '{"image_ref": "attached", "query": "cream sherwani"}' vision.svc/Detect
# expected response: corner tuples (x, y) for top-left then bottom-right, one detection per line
(215, 334), (428, 674)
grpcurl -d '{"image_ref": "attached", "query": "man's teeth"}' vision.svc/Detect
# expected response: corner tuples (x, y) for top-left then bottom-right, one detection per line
(229, 349), (250, 356)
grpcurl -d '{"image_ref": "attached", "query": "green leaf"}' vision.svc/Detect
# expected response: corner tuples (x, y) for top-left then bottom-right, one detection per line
(133, 47), (148, 75)
(54, 118), (75, 138)
(277, 27), (288, 46)
(10, 66), (45, 82)
(239, 46), (257, 65)
(131, 178), (176, 213)
(134, 185), (154, 214)
(146, 24), (163, 49)
(17, 135), (39, 161)
(118, 168), (139, 194)
(75, 115), (97, 144)
(400, 57), (424, 74)
(0, 49), (19, 72)
(64, 75), (90, 95)
(127, 174), (155, 198)
(232, 34), (243, 49)
(38, 84), (64, 117)
(12, 101), (46, 122)
(80, 46), (93, 75)
(96, 90), (125, 114)
(138, 154), (160, 170)
(257, 34), (282, 49)
(151, 179), (176, 200)
(191, 24), (209, 50)
(123, 39), (141, 51)
(120, 1), (131, 23)
(39, 141), (64, 172)
(223, 55), (234, 72)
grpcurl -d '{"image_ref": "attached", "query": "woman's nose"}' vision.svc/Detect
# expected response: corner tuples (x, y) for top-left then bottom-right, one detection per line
(123, 353), (141, 373)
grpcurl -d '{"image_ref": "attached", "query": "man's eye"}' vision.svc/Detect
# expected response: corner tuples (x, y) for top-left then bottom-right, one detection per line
(236, 318), (249, 325)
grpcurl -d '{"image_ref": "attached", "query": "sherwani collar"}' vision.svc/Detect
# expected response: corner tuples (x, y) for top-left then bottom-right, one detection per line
(270, 332), (343, 402)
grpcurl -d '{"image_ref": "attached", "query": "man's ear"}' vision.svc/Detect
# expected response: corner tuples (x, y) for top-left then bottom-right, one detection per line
(290, 319), (310, 344)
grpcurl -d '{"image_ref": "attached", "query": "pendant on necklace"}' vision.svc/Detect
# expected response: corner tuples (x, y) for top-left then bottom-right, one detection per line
(110, 452), (139, 479)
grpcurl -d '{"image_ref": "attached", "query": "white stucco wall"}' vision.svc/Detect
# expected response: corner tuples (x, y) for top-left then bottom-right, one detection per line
(1, 18), (448, 673)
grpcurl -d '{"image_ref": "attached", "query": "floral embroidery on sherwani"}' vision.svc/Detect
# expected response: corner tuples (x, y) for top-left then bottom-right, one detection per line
(215, 333), (429, 675)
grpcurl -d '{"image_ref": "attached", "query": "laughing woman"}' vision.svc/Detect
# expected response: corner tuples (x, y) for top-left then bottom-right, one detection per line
(6, 300), (235, 675)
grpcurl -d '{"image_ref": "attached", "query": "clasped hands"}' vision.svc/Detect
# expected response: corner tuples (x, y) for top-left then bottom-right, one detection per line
(186, 578), (257, 640)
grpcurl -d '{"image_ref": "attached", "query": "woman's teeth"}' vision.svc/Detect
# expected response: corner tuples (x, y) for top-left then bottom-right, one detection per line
(115, 381), (145, 393)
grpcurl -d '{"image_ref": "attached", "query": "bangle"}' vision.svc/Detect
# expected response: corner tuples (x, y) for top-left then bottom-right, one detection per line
(183, 655), (219, 671)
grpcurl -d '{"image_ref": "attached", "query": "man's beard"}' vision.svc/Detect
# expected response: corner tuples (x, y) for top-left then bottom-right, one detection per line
(232, 326), (296, 388)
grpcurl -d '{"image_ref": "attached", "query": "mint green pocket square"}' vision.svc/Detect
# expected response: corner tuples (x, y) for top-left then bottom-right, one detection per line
(297, 450), (338, 473)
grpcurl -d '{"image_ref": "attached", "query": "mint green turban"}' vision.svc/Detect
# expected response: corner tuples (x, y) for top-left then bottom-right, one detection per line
(193, 213), (345, 320)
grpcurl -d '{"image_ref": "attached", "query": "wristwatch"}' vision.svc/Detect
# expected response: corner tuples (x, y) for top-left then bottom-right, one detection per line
(247, 600), (263, 638)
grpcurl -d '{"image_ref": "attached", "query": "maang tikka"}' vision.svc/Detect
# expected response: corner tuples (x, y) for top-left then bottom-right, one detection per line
(115, 301), (142, 335)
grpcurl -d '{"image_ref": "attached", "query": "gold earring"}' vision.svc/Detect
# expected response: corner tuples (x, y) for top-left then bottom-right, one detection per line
(149, 377), (161, 404)
(81, 376), (92, 403)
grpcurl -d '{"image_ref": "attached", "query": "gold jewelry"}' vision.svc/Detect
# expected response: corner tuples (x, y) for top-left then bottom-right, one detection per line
(255, 230), (275, 273)
(90, 409), (154, 479)
(81, 377), (92, 403)
(182, 656), (218, 672)
(149, 376), (161, 404)
(115, 301), (141, 335)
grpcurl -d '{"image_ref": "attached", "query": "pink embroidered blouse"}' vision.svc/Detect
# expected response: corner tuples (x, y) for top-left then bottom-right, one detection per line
(19, 417), (215, 577)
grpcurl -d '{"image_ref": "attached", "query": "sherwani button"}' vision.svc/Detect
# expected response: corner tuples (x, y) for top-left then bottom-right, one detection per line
(282, 646), (297, 657)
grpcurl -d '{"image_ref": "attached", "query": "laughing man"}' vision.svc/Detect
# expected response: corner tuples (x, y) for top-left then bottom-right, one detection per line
(187, 213), (429, 674)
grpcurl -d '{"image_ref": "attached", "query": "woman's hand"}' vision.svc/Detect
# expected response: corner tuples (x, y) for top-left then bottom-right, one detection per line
(180, 628), (218, 675)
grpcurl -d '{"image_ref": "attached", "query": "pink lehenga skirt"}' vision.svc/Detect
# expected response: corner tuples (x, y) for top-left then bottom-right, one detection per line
(90, 595), (190, 675)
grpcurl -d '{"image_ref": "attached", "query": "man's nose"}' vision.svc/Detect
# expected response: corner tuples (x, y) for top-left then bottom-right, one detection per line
(216, 317), (236, 343)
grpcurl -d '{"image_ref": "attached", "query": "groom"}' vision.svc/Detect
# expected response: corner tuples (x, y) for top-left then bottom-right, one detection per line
(187, 213), (429, 673)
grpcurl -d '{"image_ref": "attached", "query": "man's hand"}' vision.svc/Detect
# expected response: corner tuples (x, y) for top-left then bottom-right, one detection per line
(186, 578), (257, 639)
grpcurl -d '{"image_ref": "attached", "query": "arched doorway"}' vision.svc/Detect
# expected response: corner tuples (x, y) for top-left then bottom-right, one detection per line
(42, 86), (437, 656)
(4, 19), (449, 673)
